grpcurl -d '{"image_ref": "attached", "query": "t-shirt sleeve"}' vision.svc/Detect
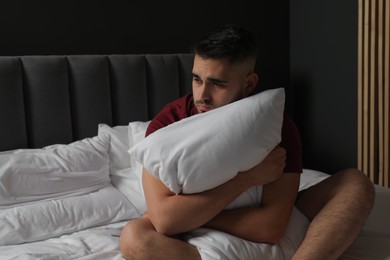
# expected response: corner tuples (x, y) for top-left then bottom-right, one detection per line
(145, 105), (181, 137)
(280, 113), (303, 174)
(145, 95), (191, 137)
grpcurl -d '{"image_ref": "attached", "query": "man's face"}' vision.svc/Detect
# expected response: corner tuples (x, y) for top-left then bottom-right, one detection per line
(191, 54), (256, 113)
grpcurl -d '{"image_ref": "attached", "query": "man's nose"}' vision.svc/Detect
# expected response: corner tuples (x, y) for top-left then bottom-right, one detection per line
(198, 84), (211, 100)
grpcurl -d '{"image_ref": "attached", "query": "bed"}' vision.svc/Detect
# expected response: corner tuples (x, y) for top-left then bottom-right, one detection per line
(0, 54), (389, 259)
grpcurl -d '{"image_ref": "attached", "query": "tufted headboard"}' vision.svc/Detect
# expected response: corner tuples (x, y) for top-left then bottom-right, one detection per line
(0, 54), (194, 151)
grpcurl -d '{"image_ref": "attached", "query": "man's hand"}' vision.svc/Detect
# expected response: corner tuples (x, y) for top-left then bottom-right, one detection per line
(239, 146), (286, 186)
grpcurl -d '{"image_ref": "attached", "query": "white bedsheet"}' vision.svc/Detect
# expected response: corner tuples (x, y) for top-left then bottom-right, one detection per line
(1, 170), (389, 260)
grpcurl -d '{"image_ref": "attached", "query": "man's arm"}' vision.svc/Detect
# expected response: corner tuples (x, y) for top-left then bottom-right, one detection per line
(204, 172), (300, 244)
(142, 147), (287, 236)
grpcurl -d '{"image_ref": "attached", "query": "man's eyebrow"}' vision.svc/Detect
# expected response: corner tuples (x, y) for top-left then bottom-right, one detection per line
(191, 73), (228, 84)
(208, 77), (228, 84)
(192, 72), (200, 78)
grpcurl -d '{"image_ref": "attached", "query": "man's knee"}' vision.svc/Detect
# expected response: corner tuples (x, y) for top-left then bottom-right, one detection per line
(334, 168), (375, 212)
(296, 168), (375, 219)
(336, 169), (375, 196)
(120, 218), (152, 259)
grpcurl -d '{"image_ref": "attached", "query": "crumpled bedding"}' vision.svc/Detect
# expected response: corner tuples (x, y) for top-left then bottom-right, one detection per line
(0, 186), (137, 247)
(0, 210), (309, 260)
(1, 170), (389, 260)
(0, 221), (126, 260)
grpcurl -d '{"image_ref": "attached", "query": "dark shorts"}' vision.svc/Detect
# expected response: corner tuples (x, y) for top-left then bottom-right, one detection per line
(296, 189), (307, 203)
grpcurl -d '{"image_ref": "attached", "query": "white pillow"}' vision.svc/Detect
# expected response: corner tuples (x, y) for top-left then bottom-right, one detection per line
(96, 122), (150, 216)
(129, 88), (285, 194)
(128, 121), (151, 169)
(98, 124), (130, 174)
(300, 169), (330, 191)
(127, 120), (263, 211)
(0, 185), (138, 246)
(0, 135), (111, 208)
(120, 121), (150, 215)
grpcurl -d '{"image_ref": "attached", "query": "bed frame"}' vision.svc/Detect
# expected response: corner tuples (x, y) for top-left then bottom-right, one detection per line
(0, 54), (193, 151)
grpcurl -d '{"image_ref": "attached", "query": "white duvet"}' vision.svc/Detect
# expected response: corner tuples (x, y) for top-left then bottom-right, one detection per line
(0, 185), (136, 247)
(0, 220), (127, 260)
(1, 170), (389, 260)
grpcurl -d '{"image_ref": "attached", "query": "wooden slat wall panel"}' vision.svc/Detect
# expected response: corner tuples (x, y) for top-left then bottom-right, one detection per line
(358, 0), (390, 187)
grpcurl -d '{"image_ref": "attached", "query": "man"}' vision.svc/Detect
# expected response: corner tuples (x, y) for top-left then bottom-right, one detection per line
(120, 24), (375, 259)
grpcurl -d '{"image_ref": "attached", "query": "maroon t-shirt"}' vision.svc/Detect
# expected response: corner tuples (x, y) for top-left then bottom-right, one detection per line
(146, 94), (302, 174)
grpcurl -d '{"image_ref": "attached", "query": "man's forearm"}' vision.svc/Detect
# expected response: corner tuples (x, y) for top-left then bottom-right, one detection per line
(144, 170), (252, 235)
(143, 148), (286, 236)
(205, 173), (301, 244)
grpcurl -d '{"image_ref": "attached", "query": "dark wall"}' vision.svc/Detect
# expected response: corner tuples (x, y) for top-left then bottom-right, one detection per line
(0, 0), (290, 93)
(290, 0), (358, 173)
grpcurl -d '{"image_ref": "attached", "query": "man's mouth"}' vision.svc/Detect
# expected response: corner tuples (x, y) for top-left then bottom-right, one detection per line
(197, 105), (212, 113)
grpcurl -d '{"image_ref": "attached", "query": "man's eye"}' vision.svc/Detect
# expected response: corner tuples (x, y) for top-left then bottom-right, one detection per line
(193, 77), (201, 83)
(213, 82), (224, 87)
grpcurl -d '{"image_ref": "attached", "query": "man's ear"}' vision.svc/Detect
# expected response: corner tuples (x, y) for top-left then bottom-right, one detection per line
(245, 72), (259, 96)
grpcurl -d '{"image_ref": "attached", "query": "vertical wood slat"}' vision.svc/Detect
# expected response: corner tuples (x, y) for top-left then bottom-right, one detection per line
(358, 0), (390, 187)
(385, 0), (390, 186)
(365, 0), (370, 180)
(378, 0), (384, 185)
(369, 0), (376, 183)
(360, 0), (370, 180)
(358, 0), (363, 174)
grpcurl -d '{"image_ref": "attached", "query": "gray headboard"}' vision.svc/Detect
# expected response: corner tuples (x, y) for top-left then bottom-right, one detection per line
(0, 54), (194, 151)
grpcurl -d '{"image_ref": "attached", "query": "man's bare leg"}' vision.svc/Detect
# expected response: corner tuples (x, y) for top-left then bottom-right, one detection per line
(294, 168), (375, 260)
(120, 216), (201, 260)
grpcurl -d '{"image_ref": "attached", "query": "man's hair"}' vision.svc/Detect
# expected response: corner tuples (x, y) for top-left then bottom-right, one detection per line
(192, 24), (258, 64)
